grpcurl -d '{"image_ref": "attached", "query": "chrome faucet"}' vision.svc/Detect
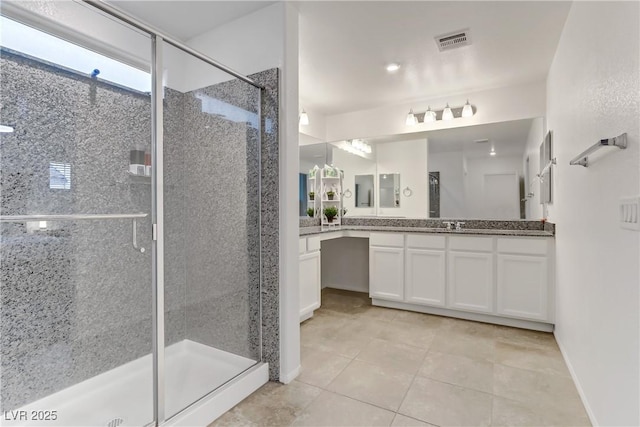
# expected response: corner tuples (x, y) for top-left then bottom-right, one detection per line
(455, 221), (466, 231)
(443, 221), (453, 231)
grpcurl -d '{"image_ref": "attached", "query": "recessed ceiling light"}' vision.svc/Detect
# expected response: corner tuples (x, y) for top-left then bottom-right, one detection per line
(386, 63), (400, 72)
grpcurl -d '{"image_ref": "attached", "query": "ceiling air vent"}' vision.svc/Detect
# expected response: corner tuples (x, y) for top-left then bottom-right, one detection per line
(435, 29), (471, 52)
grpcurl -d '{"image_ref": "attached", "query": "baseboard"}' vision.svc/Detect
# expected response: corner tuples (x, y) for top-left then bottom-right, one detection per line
(373, 299), (554, 332)
(279, 364), (301, 384)
(554, 333), (598, 426)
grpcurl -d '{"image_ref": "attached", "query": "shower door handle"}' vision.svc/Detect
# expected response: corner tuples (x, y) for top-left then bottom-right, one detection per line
(132, 218), (145, 253)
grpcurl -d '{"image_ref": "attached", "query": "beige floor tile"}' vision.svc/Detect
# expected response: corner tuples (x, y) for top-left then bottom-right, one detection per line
(492, 395), (591, 427)
(399, 377), (492, 426)
(430, 330), (496, 362)
(391, 413), (437, 426)
(418, 350), (494, 393)
(493, 364), (588, 422)
(392, 310), (446, 329)
(376, 319), (438, 349)
(301, 331), (370, 359)
(209, 410), (258, 427)
(327, 359), (415, 411)
(214, 381), (322, 427)
(358, 305), (400, 322)
(320, 289), (371, 315)
(356, 338), (428, 374)
(494, 325), (558, 350)
(440, 317), (497, 339)
(298, 346), (352, 388)
(291, 390), (396, 426)
(494, 341), (570, 377)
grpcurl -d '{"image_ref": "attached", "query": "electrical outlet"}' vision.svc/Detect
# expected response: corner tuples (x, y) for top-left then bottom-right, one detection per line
(620, 197), (640, 231)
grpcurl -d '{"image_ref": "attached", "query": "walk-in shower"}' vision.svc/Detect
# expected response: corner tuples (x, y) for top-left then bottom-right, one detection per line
(0, 1), (275, 425)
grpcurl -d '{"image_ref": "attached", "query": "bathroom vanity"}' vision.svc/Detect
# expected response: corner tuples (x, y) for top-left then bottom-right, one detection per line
(299, 219), (555, 332)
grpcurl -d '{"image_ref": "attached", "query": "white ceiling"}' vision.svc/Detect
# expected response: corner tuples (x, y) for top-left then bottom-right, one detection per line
(108, 1), (275, 41)
(299, 1), (572, 115)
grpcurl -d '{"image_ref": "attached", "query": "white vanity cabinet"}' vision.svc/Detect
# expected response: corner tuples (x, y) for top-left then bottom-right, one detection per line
(496, 238), (551, 322)
(299, 237), (321, 322)
(447, 236), (494, 314)
(405, 235), (446, 307)
(368, 231), (555, 331)
(369, 233), (405, 301)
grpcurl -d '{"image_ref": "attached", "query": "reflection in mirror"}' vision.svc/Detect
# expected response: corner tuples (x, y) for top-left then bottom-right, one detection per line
(379, 173), (400, 208)
(427, 118), (544, 219)
(299, 141), (327, 216)
(354, 175), (374, 207)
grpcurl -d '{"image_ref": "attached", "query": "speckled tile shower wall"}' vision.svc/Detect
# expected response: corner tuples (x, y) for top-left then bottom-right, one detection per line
(0, 48), (280, 410)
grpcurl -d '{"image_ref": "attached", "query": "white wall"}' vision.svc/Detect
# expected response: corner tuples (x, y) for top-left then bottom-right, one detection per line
(332, 147), (377, 216)
(546, 2), (640, 425)
(376, 139), (428, 218)
(428, 151), (465, 218)
(523, 117), (545, 220)
(325, 80), (546, 142)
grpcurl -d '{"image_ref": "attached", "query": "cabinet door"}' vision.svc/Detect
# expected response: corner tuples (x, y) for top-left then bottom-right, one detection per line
(405, 248), (446, 307)
(497, 254), (548, 321)
(448, 251), (494, 313)
(369, 246), (404, 301)
(299, 251), (321, 319)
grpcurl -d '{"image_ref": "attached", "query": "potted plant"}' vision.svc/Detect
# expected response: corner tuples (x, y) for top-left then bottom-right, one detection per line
(309, 191), (315, 201)
(306, 208), (315, 217)
(324, 206), (338, 223)
(326, 190), (335, 200)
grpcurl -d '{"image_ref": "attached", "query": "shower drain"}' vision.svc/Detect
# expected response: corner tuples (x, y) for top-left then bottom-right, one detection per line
(106, 418), (124, 427)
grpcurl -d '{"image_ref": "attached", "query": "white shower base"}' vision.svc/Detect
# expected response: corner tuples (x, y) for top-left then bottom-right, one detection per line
(2, 340), (266, 427)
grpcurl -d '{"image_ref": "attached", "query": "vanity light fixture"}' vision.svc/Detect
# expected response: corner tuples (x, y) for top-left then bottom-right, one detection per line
(461, 100), (473, 118)
(404, 101), (475, 125)
(386, 63), (401, 72)
(442, 103), (454, 121)
(0, 124), (15, 133)
(405, 109), (417, 126)
(299, 109), (309, 126)
(424, 106), (437, 123)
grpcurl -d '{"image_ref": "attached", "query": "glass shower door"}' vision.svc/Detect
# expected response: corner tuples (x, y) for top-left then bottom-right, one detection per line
(0, 7), (155, 426)
(160, 41), (262, 420)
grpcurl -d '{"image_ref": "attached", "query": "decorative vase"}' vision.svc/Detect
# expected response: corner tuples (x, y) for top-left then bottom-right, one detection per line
(327, 194), (334, 200)
(327, 216), (335, 223)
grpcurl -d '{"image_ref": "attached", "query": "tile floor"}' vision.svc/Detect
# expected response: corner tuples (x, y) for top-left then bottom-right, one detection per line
(211, 288), (590, 427)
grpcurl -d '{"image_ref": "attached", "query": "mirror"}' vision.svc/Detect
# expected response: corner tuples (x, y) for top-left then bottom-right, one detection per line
(379, 173), (400, 208)
(298, 117), (544, 219)
(426, 118), (543, 219)
(354, 174), (374, 207)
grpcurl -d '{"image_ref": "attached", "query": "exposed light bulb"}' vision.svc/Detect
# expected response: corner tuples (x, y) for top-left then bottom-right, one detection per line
(424, 107), (436, 123)
(299, 109), (309, 126)
(406, 109), (417, 126)
(386, 63), (400, 72)
(490, 148), (497, 157)
(442, 104), (454, 120)
(461, 100), (473, 118)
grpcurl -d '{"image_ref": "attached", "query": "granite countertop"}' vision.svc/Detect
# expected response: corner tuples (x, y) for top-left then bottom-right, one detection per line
(300, 225), (554, 237)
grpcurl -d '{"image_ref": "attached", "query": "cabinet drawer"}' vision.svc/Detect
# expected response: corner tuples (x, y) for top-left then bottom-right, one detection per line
(299, 238), (307, 254)
(406, 234), (446, 249)
(497, 238), (548, 255)
(449, 236), (493, 252)
(370, 232), (404, 247)
(307, 236), (321, 252)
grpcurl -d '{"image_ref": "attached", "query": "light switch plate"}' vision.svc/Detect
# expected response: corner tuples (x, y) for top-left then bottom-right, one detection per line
(620, 197), (640, 230)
